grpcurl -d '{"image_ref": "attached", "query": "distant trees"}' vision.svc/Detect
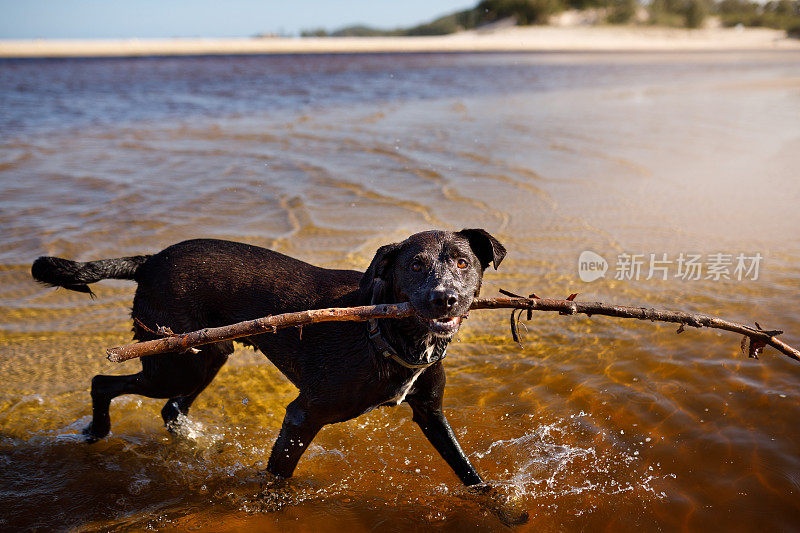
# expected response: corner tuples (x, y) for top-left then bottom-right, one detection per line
(606, 0), (638, 23)
(684, 0), (710, 28)
(716, 0), (800, 34)
(649, 0), (711, 28)
(300, 0), (800, 37)
(403, 10), (483, 35)
(478, 0), (800, 29)
(477, 0), (565, 25)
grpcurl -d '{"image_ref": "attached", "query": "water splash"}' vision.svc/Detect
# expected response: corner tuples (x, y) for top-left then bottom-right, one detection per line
(472, 411), (673, 516)
(167, 412), (222, 445)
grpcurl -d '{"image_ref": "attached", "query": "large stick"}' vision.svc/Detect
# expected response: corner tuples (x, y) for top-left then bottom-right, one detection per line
(106, 295), (800, 364)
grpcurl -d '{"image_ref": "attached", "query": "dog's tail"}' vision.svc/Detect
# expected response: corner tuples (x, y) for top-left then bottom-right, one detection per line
(31, 254), (151, 297)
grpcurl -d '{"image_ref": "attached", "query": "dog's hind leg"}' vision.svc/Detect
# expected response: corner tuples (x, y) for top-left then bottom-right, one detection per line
(160, 350), (229, 432)
(160, 395), (197, 432)
(85, 372), (174, 442)
(266, 396), (324, 479)
(84, 352), (229, 443)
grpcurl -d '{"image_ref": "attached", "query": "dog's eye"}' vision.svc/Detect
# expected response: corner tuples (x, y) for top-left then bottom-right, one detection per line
(410, 260), (424, 272)
(457, 258), (469, 269)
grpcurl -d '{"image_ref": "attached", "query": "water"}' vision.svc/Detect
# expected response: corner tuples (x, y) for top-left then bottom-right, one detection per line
(1, 51), (799, 531)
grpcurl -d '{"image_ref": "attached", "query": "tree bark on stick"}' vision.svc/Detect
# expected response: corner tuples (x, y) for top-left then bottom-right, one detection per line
(105, 296), (800, 364)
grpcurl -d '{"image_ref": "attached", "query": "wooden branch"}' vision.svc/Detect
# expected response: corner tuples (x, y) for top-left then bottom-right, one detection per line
(107, 303), (415, 362)
(470, 296), (799, 362)
(105, 295), (800, 364)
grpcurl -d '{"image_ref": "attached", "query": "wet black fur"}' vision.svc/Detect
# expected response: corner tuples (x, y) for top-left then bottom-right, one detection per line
(31, 255), (149, 296)
(31, 229), (506, 485)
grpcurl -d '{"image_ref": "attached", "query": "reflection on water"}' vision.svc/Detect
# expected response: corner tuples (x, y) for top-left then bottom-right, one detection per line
(1, 51), (799, 531)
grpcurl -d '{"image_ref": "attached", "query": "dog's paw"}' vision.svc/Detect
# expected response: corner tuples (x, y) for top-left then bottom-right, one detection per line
(82, 421), (109, 444)
(462, 483), (530, 526)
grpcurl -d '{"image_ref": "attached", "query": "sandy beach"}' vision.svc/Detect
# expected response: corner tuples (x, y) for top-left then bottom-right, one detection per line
(1, 25), (798, 57)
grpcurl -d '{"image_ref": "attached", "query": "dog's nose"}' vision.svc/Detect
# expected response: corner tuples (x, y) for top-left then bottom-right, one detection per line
(429, 289), (458, 313)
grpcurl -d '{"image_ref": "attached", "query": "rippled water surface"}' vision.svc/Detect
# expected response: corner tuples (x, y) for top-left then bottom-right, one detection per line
(1, 51), (799, 531)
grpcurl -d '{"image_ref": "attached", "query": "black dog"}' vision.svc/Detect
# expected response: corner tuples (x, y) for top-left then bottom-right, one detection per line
(32, 229), (518, 503)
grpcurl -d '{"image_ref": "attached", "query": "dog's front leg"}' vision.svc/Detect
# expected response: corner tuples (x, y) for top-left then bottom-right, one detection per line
(266, 396), (323, 479)
(411, 402), (483, 486)
(406, 364), (483, 486)
(407, 365), (530, 525)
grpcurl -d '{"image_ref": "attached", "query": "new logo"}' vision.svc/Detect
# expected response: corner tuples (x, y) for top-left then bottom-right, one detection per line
(578, 251), (608, 282)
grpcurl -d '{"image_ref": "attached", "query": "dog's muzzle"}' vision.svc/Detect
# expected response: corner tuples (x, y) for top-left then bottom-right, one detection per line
(422, 315), (463, 337)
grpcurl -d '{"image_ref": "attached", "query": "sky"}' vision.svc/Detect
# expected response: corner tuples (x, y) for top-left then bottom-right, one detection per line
(0, 0), (478, 39)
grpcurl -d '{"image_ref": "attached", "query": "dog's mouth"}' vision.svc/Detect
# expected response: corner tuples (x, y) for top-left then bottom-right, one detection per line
(421, 315), (463, 337)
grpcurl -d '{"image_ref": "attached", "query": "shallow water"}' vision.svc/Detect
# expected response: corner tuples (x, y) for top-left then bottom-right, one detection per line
(1, 51), (799, 531)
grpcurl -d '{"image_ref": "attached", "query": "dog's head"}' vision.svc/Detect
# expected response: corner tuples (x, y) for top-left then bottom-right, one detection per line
(360, 229), (506, 339)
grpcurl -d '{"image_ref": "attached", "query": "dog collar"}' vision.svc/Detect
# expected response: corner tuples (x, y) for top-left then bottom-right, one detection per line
(367, 318), (443, 369)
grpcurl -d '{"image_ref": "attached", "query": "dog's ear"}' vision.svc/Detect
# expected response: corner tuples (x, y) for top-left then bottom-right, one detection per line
(456, 229), (507, 270)
(359, 242), (401, 295)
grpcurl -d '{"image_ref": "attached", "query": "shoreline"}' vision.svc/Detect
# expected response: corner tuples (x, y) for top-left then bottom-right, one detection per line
(1, 26), (799, 58)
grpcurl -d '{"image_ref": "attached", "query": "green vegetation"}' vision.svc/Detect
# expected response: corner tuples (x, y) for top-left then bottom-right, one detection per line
(477, 0), (566, 25)
(301, 9), (482, 37)
(648, 0), (800, 30)
(649, 0), (710, 28)
(300, 0), (800, 37)
(607, 0), (638, 24)
(716, 0), (800, 35)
